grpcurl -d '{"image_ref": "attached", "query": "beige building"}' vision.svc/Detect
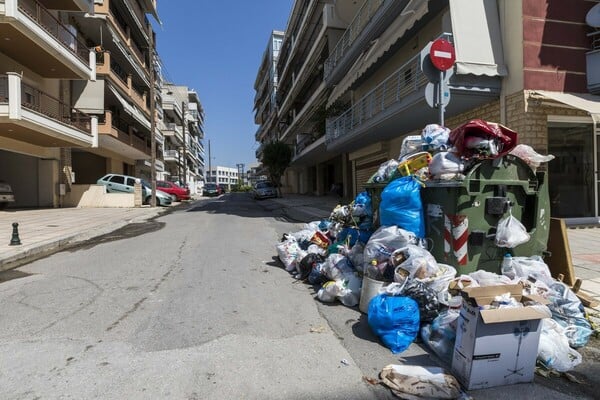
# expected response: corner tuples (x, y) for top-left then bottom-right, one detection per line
(258, 0), (600, 224)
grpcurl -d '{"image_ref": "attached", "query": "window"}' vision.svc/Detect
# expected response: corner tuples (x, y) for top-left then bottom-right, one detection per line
(109, 175), (125, 184)
(126, 177), (136, 186)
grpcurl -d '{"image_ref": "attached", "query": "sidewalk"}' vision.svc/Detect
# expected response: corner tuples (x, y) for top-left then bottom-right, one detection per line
(0, 195), (599, 308)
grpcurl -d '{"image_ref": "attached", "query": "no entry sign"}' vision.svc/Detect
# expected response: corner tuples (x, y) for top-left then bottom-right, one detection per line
(429, 38), (455, 71)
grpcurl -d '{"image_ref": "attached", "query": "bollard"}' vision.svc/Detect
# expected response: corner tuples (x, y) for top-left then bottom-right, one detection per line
(10, 222), (21, 246)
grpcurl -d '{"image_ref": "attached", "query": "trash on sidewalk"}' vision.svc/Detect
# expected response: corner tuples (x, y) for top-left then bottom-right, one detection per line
(379, 364), (463, 399)
(272, 119), (596, 394)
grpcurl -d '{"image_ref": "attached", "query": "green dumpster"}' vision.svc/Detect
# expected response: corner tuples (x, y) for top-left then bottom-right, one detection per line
(420, 154), (550, 275)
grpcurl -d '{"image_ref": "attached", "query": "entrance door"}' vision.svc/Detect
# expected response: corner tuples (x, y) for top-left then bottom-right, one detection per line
(548, 121), (595, 219)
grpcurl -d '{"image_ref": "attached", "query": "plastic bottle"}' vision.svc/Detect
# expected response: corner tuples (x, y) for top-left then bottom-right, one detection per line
(501, 253), (515, 279)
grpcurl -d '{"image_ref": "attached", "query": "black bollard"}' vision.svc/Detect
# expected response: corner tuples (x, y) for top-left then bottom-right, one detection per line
(10, 222), (21, 246)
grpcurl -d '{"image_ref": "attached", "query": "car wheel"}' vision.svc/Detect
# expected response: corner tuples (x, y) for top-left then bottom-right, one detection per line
(144, 196), (151, 205)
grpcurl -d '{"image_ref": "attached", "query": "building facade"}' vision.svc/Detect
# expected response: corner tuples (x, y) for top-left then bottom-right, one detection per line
(1, 0), (205, 207)
(0, 0), (98, 207)
(260, 0), (600, 224)
(254, 30), (284, 170)
(206, 166), (239, 190)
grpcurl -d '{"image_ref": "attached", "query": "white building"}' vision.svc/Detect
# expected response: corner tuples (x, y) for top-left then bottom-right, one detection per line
(207, 166), (239, 190)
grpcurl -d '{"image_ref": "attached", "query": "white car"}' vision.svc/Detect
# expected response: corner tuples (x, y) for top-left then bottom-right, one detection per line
(96, 174), (172, 206)
(0, 180), (15, 209)
(252, 181), (278, 200)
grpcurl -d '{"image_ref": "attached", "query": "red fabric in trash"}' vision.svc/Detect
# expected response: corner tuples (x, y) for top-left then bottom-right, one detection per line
(449, 119), (518, 159)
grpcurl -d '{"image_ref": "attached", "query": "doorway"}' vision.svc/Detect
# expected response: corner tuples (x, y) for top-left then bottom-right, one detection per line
(547, 121), (595, 219)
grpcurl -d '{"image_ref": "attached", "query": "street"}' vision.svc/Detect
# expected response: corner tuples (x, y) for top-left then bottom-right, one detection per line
(0, 193), (598, 399)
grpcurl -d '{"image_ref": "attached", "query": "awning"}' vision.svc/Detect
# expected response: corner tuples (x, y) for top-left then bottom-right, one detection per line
(449, 0), (507, 76)
(531, 90), (600, 123)
(107, 83), (151, 130)
(327, 0), (429, 107)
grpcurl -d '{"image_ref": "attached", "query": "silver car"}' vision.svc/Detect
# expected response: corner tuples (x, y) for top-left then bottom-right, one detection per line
(96, 174), (172, 206)
(252, 181), (278, 200)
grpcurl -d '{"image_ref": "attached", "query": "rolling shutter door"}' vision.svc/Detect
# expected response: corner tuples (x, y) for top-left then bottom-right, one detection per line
(355, 152), (388, 192)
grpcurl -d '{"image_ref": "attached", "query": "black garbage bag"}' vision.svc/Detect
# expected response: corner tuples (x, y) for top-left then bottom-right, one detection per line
(401, 279), (443, 323)
(297, 253), (325, 281)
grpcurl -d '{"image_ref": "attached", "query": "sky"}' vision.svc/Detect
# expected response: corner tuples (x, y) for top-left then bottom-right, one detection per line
(153, 1), (293, 171)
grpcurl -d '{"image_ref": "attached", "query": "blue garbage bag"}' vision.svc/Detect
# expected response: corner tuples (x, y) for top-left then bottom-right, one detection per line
(353, 191), (372, 217)
(379, 176), (425, 237)
(368, 294), (420, 353)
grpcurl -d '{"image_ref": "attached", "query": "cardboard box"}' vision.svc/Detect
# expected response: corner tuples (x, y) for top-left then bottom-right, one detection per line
(451, 284), (549, 390)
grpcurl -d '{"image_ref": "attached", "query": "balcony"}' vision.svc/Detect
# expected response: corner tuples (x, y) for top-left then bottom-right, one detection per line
(163, 149), (182, 163)
(96, 51), (150, 115)
(97, 110), (151, 159)
(38, 0), (92, 12)
(0, 73), (94, 147)
(326, 47), (502, 152)
(0, 0), (93, 79)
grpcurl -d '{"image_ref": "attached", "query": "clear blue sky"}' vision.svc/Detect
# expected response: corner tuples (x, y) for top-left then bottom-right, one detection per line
(154, 1), (293, 171)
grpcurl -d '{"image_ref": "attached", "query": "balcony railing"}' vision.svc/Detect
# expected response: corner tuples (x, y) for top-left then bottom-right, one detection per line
(326, 52), (426, 145)
(18, 78), (92, 134)
(324, 0), (385, 79)
(18, 0), (89, 64)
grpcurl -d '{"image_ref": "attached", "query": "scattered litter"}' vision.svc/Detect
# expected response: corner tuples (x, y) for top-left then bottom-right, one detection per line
(340, 359), (349, 366)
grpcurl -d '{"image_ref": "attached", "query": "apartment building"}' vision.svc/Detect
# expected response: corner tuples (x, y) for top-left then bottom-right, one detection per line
(160, 82), (205, 193)
(206, 165), (239, 190)
(0, 0), (98, 207)
(67, 0), (162, 190)
(266, 0), (600, 224)
(254, 30), (284, 169)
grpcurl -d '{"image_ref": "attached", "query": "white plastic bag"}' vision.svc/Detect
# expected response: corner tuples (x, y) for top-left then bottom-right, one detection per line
(428, 152), (465, 179)
(510, 144), (555, 171)
(495, 209), (530, 248)
(537, 318), (582, 372)
(275, 237), (307, 272)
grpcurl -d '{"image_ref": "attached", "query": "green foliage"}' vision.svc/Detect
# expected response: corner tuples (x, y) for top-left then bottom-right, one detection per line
(261, 141), (292, 189)
(231, 185), (252, 192)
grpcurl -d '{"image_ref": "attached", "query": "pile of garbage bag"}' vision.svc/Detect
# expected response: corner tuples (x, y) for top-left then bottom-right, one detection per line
(274, 120), (594, 385)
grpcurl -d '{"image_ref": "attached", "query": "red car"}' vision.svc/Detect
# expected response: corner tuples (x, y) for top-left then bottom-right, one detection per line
(156, 180), (190, 201)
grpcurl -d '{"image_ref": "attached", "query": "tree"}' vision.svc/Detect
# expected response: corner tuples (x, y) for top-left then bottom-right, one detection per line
(261, 141), (292, 197)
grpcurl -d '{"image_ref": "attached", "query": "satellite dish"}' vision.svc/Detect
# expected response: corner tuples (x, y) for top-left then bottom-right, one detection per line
(586, 3), (600, 28)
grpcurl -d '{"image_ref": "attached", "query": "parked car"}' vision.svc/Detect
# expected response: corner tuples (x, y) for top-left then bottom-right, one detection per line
(157, 180), (190, 201)
(252, 181), (278, 200)
(203, 183), (221, 197)
(0, 180), (15, 209)
(96, 174), (172, 206)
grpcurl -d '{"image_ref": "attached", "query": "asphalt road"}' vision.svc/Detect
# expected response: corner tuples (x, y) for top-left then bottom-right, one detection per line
(0, 193), (598, 399)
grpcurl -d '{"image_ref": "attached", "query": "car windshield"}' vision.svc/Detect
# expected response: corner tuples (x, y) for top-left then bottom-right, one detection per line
(205, 184), (216, 189)
(141, 179), (151, 188)
(256, 182), (274, 189)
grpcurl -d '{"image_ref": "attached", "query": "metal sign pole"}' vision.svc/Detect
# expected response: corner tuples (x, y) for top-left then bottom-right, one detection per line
(438, 70), (445, 126)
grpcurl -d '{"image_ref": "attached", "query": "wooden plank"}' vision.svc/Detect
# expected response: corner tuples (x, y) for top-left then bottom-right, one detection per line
(545, 217), (576, 286)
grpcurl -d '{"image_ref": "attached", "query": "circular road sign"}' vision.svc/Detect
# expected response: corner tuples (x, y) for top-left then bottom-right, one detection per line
(429, 38), (456, 71)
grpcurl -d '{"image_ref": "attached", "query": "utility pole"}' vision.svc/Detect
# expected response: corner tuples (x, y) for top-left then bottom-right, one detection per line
(182, 101), (187, 187)
(149, 31), (157, 207)
(208, 139), (212, 184)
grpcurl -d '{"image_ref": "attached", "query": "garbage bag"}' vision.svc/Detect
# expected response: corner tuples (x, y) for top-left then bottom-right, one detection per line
(420, 308), (460, 366)
(368, 159), (400, 183)
(449, 119), (518, 159)
(546, 281), (593, 348)
(368, 295), (420, 353)
(379, 176), (425, 238)
(428, 151), (465, 179)
(296, 253), (325, 281)
(510, 144), (555, 172)
(276, 237), (307, 272)
(495, 209), (530, 248)
(421, 124), (450, 152)
(352, 191), (372, 217)
(363, 225), (418, 279)
(401, 279), (441, 323)
(538, 318), (582, 372)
